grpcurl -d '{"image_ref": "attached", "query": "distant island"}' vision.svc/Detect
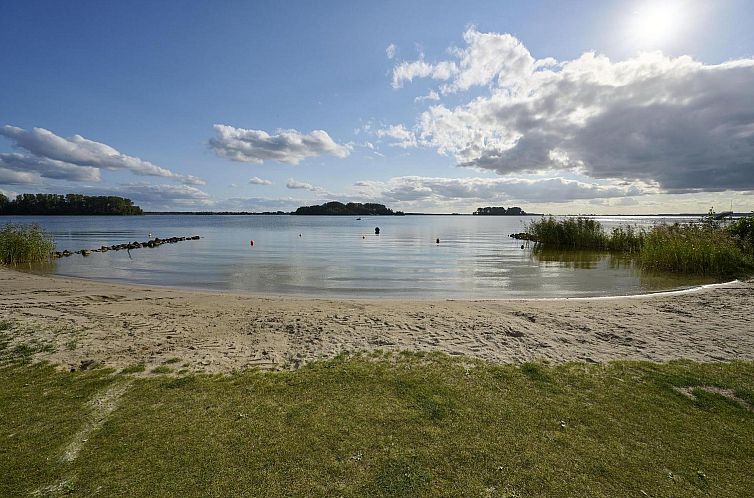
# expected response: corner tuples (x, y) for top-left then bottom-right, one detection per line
(0, 193), (143, 215)
(473, 206), (530, 216)
(293, 201), (404, 216)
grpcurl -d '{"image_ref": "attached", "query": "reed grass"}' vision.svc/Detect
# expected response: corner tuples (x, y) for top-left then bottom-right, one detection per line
(0, 224), (55, 265)
(640, 223), (753, 276)
(525, 217), (643, 252)
(525, 217), (609, 249)
(524, 217), (754, 277)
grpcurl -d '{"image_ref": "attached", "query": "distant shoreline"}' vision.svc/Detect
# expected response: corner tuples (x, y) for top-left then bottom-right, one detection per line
(2, 212), (747, 217)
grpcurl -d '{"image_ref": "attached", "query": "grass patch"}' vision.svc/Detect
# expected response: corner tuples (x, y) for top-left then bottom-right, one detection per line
(120, 363), (146, 374)
(524, 216), (754, 276)
(151, 365), (173, 374)
(0, 320), (56, 365)
(0, 223), (55, 265)
(1, 356), (753, 496)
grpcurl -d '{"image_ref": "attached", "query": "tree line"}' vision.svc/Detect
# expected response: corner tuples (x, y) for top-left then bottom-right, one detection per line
(0, 193), (143, 215)
(294, 201), (404, 216)
(473, 206), (528, 216)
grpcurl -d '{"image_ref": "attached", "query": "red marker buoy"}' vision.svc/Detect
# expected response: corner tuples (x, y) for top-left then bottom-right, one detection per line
(250, 240), (254, 247)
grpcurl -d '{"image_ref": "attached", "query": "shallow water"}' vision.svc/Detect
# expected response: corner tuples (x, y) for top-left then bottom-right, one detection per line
(3, 214), (717, 298)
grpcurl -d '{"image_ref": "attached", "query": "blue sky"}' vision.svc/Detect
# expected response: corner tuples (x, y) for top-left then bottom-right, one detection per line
(2, 0), (754, 213)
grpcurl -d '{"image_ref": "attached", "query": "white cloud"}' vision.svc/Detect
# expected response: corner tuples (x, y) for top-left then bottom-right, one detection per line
(354, 175), (648, 204)
(415, 90), (440, 103)
(210, 124), (351, 165)
(390, 28), (754, 192)
(391, 58), (458, 88)
(0, 167), (36, 185)
(286, 178), (321, 192)
(386, 43), (397, 59)
(115, 183), (211, 205)
(375, 124), (417, 148)
(0, 125), (203, 186)
(0, 153), (100, 183)
(249, 176), (273, 185)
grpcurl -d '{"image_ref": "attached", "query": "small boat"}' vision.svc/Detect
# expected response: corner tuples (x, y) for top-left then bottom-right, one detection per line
(356, 217), (361, 220)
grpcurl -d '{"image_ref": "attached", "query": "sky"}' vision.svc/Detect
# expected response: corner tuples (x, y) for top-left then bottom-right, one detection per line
(1, 0), (754, 214)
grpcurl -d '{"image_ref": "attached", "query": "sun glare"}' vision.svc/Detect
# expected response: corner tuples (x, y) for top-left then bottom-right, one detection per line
(628, 2), (684, 47)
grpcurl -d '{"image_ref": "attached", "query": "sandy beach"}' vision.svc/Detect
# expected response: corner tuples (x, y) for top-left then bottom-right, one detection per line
(1, 267), (753, 372)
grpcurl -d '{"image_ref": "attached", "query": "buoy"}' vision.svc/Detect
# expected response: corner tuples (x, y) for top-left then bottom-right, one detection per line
(362, 236), (365, 239)
(436, 238), (440, 244)
(521, 244), (524, 249)
(250, 240), (254, 247)
(375, 227), (380, 235)
(299, 234), (302, 237)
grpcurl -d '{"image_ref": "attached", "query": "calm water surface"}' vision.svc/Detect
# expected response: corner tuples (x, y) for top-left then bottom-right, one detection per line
(4, 215), (716, 298)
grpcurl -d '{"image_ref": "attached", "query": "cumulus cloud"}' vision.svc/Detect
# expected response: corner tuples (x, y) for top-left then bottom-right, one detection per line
(390, 28), (754, 192)
(210, 124), (351, 165)
(354, 176), (647, 204)
(0, 125), (203, 186)
(249, 176), (273, 185)
(375, 124), (417, 148)
(391, 58), (457, 88)
(286, 178), (321, 192)
(386, 43), (397, 59)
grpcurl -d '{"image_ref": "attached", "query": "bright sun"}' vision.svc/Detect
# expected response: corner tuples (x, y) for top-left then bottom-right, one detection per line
(628, 2), (684, 47)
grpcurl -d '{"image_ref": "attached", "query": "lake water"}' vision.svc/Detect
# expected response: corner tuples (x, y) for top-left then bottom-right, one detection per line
(3, 214), (716, 298)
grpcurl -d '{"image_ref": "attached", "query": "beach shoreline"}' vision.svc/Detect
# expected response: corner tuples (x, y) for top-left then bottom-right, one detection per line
(2, 267), (753, 373)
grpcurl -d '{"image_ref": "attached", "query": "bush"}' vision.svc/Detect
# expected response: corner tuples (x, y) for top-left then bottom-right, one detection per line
(727, 215), (754, 248)
(0, 224), (55, 265)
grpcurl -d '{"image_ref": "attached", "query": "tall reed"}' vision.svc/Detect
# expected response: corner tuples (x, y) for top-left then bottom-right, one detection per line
(523, 217), (753, 276)
(0, 224), (55, 265)
(525, 217), (644, 252)
(525, 217), (608, 249)
(639, 223), (752, 276)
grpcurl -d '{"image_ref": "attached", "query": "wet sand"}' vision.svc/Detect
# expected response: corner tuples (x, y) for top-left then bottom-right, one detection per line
(1, 268), (753, 372)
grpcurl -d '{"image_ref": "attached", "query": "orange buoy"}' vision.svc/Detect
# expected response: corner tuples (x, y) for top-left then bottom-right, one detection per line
(250, 240), (254, 247)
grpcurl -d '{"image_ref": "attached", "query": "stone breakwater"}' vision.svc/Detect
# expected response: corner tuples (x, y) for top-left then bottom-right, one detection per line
(510, 232), (538, 242)
(53, 235), (201, 258)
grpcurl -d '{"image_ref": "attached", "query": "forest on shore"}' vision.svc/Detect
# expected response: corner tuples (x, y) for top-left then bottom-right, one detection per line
(0, 193), (143, 215)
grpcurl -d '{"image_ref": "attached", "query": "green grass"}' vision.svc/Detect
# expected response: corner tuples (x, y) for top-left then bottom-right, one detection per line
(524, 216), (754, 277)
(2, 355), (753, 497)
(0, 223), (55, 265)
(120, 363), (146, 374)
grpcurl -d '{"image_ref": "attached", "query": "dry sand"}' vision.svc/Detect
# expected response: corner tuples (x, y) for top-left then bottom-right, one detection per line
(1, 267), (753, 372)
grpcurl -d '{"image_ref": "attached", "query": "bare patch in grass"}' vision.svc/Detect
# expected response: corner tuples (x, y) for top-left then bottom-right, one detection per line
(61, 381), (132, 462)
(674, 385), (754, 412)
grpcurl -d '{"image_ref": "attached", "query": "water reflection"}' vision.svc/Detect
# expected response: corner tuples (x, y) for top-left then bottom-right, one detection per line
(531, 247), (636, 270)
